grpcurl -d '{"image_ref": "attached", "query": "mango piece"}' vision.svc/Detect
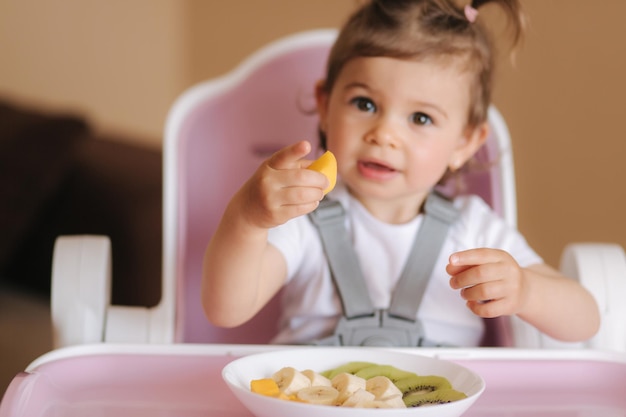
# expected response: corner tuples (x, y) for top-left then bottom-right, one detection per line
(307, 150), (337, 195)
(250, 378), (300, 402)
(250, 378), (281, 397)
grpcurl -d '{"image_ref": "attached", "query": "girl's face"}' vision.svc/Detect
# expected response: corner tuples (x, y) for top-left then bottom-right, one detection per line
(316, 56), (487, 223)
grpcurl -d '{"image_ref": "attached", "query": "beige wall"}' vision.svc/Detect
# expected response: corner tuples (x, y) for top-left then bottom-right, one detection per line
(1, 1), (625, 267)
(493, 1), (626, 267)
(0, 1), (187, 147)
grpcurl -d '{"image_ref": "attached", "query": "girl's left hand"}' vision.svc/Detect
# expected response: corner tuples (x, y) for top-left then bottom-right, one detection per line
(446, 248), (528, 318)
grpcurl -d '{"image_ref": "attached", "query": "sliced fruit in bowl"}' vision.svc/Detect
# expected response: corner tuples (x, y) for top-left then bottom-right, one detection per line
(222, 347), (485, 417)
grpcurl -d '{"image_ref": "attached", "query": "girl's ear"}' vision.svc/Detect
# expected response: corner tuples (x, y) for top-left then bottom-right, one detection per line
(449, 122), (489, 171)
(315, 79), (329, 132)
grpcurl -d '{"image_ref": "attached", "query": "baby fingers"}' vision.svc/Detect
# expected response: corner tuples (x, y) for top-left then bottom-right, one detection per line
(459, 280), (506, 304)
(449, 260), (525, 317)
(449, 262), (504, 290)
(465, 299), (511, 318)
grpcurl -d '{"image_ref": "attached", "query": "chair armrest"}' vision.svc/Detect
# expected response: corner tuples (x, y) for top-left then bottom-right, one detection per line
(51, 235), (111, 348)
(105, 305), (151, 343)
(560, 242), (626, 351)
(511, 242), (626, 350)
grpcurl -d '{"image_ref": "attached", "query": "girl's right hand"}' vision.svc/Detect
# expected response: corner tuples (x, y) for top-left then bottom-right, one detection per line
(234, 140), (329, 229)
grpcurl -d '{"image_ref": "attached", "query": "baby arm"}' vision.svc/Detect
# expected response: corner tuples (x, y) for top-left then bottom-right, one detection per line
(447, 248), (600, 342)
(201, 140), (329, 328)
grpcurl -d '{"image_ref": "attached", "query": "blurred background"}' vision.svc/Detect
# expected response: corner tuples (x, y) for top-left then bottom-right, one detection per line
(1, 0), (625, 397)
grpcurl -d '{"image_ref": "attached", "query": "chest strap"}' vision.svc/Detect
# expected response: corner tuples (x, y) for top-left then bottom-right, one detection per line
(308, 192), (459, 346)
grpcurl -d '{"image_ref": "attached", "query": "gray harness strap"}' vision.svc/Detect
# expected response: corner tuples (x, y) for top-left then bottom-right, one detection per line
(307, 199), (375, 319)
(308, 192), (460, 346)
(388, 193), (461, 321)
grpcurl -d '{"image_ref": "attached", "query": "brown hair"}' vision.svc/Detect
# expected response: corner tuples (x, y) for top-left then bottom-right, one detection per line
(320, 0), (525, 130)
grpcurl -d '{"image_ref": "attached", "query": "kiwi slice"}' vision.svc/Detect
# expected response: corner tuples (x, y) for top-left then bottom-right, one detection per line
(404, 388), (468, 407)
(321, 361), (376, 379)
(353, 364), (418, 382)
(395, 375), (452, 397)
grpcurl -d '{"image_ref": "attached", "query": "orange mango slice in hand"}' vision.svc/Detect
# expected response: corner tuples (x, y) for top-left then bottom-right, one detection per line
(307, 150), (337, 195)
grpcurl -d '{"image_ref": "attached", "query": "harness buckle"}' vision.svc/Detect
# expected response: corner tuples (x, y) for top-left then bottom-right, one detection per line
(314, 310), (426, 347)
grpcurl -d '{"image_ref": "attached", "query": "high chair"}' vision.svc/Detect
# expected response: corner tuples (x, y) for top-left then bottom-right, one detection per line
(3, 29), (626, 417)
(45, 28), (626, 350)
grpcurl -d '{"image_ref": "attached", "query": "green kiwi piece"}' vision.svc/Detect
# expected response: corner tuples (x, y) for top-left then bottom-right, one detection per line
(321, 361), (376, 379)
(353, 364), (418, 382)
(404, 388), (468, 407)
(395, 375), (452, 397)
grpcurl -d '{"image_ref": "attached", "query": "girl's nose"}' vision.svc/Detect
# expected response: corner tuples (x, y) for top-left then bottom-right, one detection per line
(364, 117), (399, 148)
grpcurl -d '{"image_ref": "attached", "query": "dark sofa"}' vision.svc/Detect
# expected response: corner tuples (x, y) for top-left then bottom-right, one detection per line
(0, 99), (162, 307)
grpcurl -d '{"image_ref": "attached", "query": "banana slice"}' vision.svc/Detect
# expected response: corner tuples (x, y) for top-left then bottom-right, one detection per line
(331, 372), (367, 404)
(370, 395), (406, 408)
(272, 367), (311, 396)
(340, 388), (376, 408)
(296, 385), (339, 405)
(302, 369), (332, 387)
(365, 375), (403, 400)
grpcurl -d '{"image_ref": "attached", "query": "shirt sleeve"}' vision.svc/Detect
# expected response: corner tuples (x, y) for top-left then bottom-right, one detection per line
(267, 216), (308, 282)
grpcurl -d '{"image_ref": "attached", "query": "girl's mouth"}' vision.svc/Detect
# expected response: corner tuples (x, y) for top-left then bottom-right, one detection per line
(361, 161), (395, 172)
(357, 160), (398, 180)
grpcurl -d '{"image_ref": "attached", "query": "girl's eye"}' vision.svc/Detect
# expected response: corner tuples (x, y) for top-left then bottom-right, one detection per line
(350, 97), (376, 113)
(411, 112), (433, 126)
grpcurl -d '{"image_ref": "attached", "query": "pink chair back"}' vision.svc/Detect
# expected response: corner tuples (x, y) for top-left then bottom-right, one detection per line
(164, 30), (515, 346)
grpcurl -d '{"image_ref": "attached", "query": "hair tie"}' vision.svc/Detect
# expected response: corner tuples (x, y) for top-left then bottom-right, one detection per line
(464, 4), (478, 23)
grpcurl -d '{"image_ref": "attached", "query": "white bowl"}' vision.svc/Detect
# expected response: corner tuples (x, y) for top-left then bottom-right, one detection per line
(222, 347), (485, 417)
